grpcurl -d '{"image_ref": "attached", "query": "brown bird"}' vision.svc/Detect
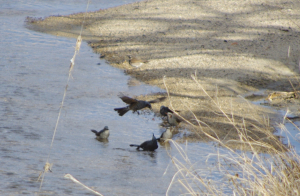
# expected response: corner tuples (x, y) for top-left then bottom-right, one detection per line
(167, 112), (182, 126)
(128, 55), (148, 68)
(114, 94), (166, 116)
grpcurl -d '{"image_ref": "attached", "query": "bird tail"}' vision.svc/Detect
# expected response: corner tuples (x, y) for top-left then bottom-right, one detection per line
(130, 144), (140, 149)
(91, 130), (98, 134)
(114, 107), (130, 116)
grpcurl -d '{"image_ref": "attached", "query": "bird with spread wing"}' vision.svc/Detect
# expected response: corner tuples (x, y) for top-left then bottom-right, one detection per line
(114, 94), (166, 116)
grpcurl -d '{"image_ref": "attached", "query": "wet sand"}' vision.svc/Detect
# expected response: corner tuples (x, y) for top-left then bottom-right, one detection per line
(26, 0), (300, 150)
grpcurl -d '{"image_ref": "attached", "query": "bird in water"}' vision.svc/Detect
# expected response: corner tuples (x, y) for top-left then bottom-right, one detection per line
(114, 94), (166, 116)
(91, 126), (110, 139)
(167, 112), (182, 126)
(130, 134), (158, 151)
(157, 128), (173, 142)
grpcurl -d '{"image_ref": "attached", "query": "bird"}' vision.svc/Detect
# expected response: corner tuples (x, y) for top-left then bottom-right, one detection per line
(114, 94), (166, 116)
(157, 128), (173, 142)
(128, 55), (148, 68)
(167, 112), (182, 126)
(130, 134), (158, 151)
(160, 106), (180, 117)
(91, 126), (110, 139)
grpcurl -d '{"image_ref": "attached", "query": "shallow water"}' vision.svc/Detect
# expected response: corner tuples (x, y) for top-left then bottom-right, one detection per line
(0, 1), (229, 195)
(271, 108), (300, 151)
(251, 95), (300, 152)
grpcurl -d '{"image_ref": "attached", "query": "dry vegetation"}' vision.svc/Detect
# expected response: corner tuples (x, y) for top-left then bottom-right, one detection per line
(168, 136), (300, 195)
(166, 79), (300, 195)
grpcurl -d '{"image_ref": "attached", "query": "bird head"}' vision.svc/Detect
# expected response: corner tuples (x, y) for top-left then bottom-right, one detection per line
(166, 127), (172, 133)
(103, 126), (109, 130)
(146, 103), (152, 109)
(152, 133), (156, 140)
(127, 55), (132, 60)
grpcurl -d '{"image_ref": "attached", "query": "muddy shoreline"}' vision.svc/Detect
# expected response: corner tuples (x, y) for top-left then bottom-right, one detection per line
(26, 0), (300, 150)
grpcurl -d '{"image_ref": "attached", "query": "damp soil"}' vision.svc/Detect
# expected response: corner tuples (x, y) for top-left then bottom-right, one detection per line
(26, 0), (300, 151)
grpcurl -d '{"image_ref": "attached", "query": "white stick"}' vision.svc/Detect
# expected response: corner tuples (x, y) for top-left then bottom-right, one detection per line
(64, 174), (104, 196)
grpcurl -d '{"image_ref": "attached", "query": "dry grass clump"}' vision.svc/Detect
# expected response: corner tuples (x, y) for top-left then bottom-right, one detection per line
(167, 76), (300, 195)
(168, 138), (300, 195)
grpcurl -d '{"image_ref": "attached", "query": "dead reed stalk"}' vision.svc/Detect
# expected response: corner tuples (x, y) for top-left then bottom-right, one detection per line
(165, 74), (300, 195)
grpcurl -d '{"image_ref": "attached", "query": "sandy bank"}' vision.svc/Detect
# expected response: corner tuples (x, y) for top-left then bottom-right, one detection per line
(26, 0), (300, 151)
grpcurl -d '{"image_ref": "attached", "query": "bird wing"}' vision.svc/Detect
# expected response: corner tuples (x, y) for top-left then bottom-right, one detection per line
(176, 117), (182, 123)
(174, 114), (183, 123)
(119, 95), (138, 104)
(98, 129), (105, 134)
(165, 107), (174, 113)
(91, 130), (98, 135)
(148, 97), (166, 103)
(168, 113), (182, 123)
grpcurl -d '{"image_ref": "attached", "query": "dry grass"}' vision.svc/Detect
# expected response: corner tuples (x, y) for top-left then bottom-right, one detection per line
(166, 76), (300, 196)
(168, 139), (300, 195)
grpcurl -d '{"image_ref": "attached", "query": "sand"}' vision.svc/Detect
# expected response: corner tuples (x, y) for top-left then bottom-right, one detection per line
(26, 0), (300, 151)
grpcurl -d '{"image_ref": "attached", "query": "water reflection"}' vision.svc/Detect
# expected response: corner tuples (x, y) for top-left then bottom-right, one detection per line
(159, 141), (171, 149)
(96, 138), (109, 144)
(143, 151), (157, 160)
